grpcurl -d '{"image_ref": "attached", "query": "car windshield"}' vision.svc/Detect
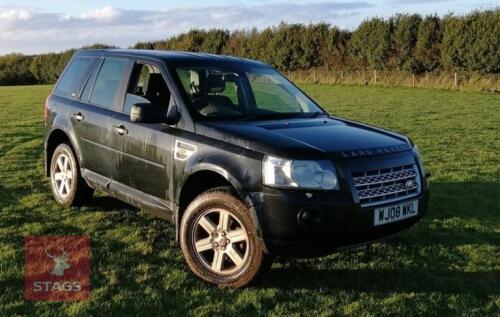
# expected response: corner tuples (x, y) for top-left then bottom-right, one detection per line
(175, 66), (325, 120)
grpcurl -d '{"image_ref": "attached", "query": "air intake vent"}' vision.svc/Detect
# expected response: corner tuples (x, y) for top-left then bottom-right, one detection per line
(174, 140), (197, 161)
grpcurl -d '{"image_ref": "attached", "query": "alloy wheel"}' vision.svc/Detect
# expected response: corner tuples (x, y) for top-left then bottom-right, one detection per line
(53, 153), (73, 198)
(192, 208), (249, 275)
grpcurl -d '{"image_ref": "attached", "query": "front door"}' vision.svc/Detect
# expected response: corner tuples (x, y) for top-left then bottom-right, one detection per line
(112, 62), (174, 200)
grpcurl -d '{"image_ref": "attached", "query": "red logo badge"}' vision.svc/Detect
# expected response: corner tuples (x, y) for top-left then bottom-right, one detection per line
(24, 236), (91, 301)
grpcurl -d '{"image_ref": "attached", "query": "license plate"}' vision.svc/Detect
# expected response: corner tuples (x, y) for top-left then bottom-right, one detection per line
(374, 200), (418, 226)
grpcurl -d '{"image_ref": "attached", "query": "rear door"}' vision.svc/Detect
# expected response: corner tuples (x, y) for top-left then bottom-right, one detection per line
(73, 57), (133, 180)
(111, 61), (175, 200)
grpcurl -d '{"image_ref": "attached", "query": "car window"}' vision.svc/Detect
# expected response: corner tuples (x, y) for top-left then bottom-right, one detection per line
(89, 59), (129, 109)
(123, 63), (170, 114)
(54, 57), (92, 98)
(175, 66), (322, 119)
(80, 59), (102, 102)
(248, 73), (303, 113)
(221, 80), (239, 105)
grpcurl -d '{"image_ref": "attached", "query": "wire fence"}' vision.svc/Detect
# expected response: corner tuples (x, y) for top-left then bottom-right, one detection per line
(286, 70), (500, 92)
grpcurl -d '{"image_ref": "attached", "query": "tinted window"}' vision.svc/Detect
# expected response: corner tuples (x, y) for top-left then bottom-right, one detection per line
(90, 59), (129, 109)
(54, 57), (92, 98)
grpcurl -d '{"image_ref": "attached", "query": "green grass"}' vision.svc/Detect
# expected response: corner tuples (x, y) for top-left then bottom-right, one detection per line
(0, 84), (499, 316)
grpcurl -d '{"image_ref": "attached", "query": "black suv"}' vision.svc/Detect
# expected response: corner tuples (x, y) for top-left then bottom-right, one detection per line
(44, 49), (429, 287)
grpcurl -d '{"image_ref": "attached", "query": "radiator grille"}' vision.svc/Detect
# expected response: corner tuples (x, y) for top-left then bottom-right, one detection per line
(352, 164), (420, 206)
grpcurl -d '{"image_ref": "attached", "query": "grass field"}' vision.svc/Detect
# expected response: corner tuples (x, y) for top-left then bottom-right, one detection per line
(0, 84), (499, 316)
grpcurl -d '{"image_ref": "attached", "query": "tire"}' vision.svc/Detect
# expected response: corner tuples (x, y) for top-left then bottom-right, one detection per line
(50, 143), (94, 207)
(180, 188), (272, 288)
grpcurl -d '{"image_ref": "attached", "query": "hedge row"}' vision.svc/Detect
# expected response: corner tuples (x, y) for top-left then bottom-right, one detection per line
(0, 9), (498, 86)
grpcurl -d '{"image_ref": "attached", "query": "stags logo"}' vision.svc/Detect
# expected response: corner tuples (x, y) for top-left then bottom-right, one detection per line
(24, 236), (90, 301)
(45, 246), (70, 276)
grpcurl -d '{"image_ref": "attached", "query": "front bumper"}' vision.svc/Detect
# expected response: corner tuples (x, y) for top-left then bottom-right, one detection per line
(256, 178), (430, 258)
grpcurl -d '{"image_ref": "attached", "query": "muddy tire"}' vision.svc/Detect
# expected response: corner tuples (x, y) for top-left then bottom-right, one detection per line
(180, 188), (272, 288)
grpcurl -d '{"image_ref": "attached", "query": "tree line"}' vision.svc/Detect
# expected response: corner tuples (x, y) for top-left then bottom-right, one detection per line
(1, 9), (498, 86)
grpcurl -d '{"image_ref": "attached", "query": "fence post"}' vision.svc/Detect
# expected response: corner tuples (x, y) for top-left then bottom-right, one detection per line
(313, 70), (316, 82)
(374, 70), (377, 84)
(454, 72), (458, 87)
(412, 74), (415, 87)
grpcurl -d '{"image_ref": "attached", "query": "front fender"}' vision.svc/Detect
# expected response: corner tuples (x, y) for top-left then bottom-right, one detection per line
(173, 144), (266, 245)
(189, 162), (243, 192)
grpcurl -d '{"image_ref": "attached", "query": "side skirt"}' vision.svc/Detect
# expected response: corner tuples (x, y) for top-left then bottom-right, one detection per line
(81, 168), (174, 222)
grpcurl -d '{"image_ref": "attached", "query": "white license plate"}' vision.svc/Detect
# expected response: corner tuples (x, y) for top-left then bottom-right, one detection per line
(374, 200), (418, 226)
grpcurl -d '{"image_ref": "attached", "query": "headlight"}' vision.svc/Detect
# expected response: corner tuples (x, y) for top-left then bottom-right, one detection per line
(263, 156), (339, 190)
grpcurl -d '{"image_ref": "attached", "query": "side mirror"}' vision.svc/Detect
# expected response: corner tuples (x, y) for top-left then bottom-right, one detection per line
(130, 103), (165, 123)
(130, 99), (180, 125)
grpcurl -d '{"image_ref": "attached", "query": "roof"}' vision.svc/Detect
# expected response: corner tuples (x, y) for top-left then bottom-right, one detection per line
(75, 49), (267, 68)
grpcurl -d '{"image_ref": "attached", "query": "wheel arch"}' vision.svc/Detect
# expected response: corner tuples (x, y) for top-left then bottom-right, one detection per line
(176, 164), (263, 242)
(45, 128), (80, 177)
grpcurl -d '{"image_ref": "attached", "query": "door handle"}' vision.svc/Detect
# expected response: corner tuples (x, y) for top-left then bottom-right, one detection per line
(73, 112), (84, 122)
(113, 125), (128, 136)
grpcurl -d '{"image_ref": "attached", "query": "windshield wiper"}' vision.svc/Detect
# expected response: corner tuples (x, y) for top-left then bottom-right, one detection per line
(303, 112), (326, 118)
(238, 113), (283, 121)
(239, 112), (326, 122)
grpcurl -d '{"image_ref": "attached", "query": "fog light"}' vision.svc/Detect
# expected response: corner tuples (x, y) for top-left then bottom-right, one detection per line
(297, 209), (322, 226)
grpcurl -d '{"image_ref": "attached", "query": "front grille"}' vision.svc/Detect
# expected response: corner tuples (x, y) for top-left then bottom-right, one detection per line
(352, 164), (420, 207)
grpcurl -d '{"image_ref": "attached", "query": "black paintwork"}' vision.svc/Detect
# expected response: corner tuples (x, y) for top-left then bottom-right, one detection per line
(44, 49), (429, 257)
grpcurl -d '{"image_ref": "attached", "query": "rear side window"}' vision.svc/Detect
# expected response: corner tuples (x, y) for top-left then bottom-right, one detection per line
(89, 59), (130, 109)
(54, 57), (92, 98)
(80, 59), (102, 103)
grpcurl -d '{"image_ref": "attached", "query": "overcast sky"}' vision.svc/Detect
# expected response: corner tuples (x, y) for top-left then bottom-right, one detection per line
(0, 0), (497, 55)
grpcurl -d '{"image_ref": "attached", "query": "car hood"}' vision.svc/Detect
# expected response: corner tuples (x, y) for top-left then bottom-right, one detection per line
(196, 117), (411, 158)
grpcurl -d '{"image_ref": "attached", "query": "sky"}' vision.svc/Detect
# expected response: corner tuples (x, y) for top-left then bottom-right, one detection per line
(0, 0), (497, 55)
